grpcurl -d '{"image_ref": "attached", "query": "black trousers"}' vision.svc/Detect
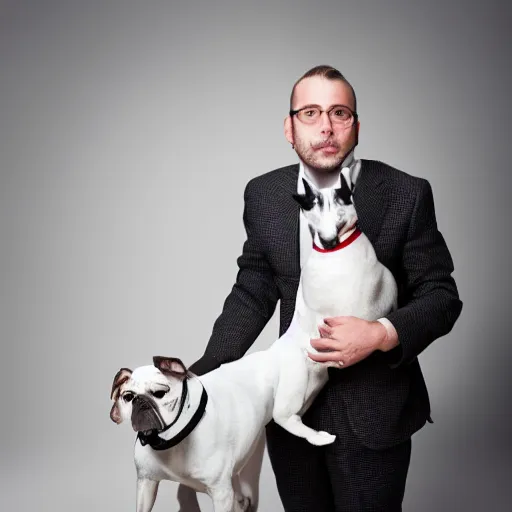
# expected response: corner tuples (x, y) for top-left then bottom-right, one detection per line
(266, 386), (412, 512)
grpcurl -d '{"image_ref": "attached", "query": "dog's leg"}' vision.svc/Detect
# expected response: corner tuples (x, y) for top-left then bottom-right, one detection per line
(235, 429), (266, 511)
(209, 485), (237, 512)
(274, 413), (335, 446)
(273, 353), (335, 446)
(136, 478), (159, 512)
(177, 483), (201, 512)
(233, 490), (252, 512)
(299, 366), (329, 415)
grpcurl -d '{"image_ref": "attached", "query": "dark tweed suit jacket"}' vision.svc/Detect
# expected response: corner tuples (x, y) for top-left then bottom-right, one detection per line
(190, 159), (463, 450)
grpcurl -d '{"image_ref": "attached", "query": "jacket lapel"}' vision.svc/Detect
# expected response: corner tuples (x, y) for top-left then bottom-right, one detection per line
(275, 165), (301, 278)
(353, 159), (389, 247)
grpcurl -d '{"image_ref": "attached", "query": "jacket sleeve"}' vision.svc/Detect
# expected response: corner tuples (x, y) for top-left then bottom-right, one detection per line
(189, 180), (280, 376)
(381, 178), (463, 368)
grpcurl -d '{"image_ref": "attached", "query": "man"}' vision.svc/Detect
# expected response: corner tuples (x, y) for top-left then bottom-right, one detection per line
(190, 65), (463, 511)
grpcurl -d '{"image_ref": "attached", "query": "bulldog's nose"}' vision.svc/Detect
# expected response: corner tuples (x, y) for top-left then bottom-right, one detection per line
(132, 395), (151, 409)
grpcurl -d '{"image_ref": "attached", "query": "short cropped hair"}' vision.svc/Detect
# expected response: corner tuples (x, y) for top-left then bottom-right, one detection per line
(289, 65), (357, 112)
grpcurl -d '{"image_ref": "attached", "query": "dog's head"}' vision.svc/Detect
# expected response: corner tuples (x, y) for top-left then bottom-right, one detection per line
(292, 174), (357, 249)
(109, 357), (189, 435)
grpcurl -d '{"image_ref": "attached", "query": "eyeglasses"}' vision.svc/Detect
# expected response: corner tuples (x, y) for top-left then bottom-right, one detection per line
(289, 104), (358, 127)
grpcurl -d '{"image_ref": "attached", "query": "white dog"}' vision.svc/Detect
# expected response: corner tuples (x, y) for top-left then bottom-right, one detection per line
(110, 174), (397, 512)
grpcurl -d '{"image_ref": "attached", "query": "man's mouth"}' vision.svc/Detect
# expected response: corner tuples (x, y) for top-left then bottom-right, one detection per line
(313, 141), (339, 153)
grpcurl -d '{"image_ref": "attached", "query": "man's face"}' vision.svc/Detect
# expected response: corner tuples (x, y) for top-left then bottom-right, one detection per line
(284, 76), (360, 172)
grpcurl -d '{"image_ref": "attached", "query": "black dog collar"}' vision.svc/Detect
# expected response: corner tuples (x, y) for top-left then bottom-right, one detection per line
(137, 377), (208, 451)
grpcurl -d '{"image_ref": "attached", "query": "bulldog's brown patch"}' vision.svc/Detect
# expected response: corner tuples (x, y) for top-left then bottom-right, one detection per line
(109, 367), (132, 424)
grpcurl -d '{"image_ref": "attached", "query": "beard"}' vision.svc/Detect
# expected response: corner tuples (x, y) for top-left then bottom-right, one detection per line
(292, 128), (358, 173)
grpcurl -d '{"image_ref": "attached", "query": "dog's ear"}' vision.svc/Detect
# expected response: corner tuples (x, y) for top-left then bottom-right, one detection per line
(293, 178), (317, 211)
(110, 368), (132, 400)
(334, 174), (353, 205)
(110, 367), (132, 424)
(153, 356), (188, 380)
(110, 402), (123, 424)
(302, 178), (316, 198)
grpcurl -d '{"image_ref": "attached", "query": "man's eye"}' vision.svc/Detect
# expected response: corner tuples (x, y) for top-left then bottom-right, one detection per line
(152, 390), (167, 399)
(304, 109), (318, 117)
(123, 393), (134, 402)
(333, 108), (349, 118)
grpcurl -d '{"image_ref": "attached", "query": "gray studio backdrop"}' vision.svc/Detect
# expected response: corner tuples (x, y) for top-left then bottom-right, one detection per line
(1, 0), (510, 510)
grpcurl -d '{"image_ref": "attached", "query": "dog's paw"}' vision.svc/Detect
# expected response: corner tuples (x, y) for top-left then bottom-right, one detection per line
(306, 430), (336, 446)
(236, 495), (252, 512)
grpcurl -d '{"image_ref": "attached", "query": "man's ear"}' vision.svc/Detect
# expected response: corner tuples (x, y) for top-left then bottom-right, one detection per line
(284, 116), (294, 146)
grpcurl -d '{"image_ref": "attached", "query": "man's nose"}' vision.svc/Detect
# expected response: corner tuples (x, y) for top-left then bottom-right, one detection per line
(318, 111), (333, 135)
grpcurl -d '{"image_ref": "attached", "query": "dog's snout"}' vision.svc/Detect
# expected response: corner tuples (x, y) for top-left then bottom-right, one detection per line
(131, 394), (166, 432)
(133, 394), (153, 410)
(132, 395), (150, 409)
(319, 236), (338, 250)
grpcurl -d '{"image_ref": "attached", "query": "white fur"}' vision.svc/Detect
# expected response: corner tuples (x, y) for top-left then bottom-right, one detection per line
(112, 184), (397, 512)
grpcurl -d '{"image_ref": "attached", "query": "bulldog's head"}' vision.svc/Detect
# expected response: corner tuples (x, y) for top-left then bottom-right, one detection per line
(109, 357), (189, 435)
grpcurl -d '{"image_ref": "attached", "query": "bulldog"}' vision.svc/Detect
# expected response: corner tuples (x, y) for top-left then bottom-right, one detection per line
(110, 355), (271, 512)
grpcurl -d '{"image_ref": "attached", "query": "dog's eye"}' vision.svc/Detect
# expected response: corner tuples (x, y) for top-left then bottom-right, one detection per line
(152, 390), (167, 399)
(123, 392), (134, 402)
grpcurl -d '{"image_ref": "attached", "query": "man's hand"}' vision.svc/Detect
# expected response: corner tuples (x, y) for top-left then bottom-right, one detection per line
(308, 316), (396, 368)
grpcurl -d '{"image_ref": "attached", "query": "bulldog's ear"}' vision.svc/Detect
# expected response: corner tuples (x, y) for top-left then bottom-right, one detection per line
(293, 178), (317, 211)
(153, 356), (188, 380)
(110, 402), (123, 424)
(110, 367), (132, 424)
(110, 368), (132, 401)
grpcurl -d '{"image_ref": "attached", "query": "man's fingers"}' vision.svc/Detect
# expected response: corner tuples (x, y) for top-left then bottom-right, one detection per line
(310, 337), (338, 351)
(318, 325), (332, 338)
(324, 316), (350, 327)
(307, 350), (343, 363)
